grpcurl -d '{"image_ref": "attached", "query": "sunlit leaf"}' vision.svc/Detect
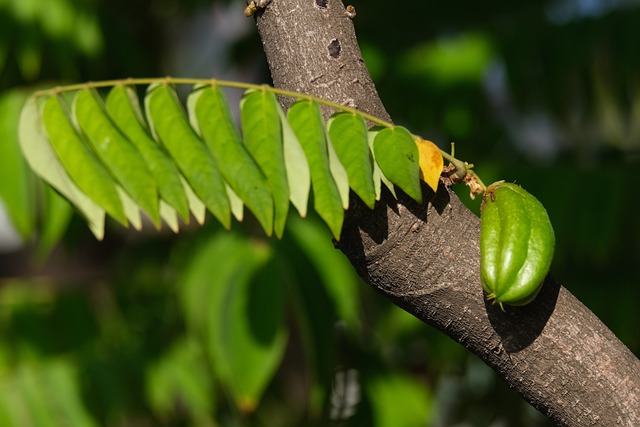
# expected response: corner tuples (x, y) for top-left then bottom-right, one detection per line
(287, 100), (343, 240)
(45, 95), (129, 226)
(328, 112), (376, 209)
(415, 137), (443, 192)
(278, 102), (310, 218)
(105, 85), (190, 223)
(117, 186), (142, 230)
(145, 83), (230, 228)
(73, 89), (160, 227)
(19, 97), (105, 239)
(368, 127), (396, 200)
(42, 95), (126, 227)
(327, 129), (350, 210)
(240, 90), (289, 238)
(182, 175), (206, 225)
(159, 201), (179, 233)
(188, 85), (273, 235)
(373, 126), (422, 203)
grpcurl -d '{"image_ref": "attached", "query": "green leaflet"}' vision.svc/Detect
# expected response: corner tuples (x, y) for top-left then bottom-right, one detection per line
(328, 112), (376, 209)
(19, 97), (105, 239)
(105, 85), (190, 223)
(368, 127), (396, 200)
(42, 96), (127, 226)
(287, 100), (344, 240)
(180, 233), (287, 412)
(278, 102), (310, 219)
(145, 83), (230, 229)
(240, 90), (289, 238)
(373, 126), (422, 203)
(327, 128), (350, 210)
(188, 85), (274, 236)
(73, 89), (161, 227)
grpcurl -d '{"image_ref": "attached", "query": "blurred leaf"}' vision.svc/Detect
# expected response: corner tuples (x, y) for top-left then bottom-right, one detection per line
(240, 90), (289, 238)
(180, 232), (287, 412)
(288, 100), (344, 240)
(16, 364), (58, 427)
(43, 359), (99, 427)
(0, 89), (34, 240)
(365, 372), (432, 427)
(373, 126), (422, 203)
(399, 32), (493, 87)
(146, 338), (214, 424)
(287, 217), (360, 331)
(36, 184), (73, 257)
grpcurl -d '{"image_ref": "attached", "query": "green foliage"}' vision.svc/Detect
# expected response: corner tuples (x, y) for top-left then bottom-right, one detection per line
(19, 80), (436, 241)
(146, 83), (232, 229)
(189, 85), (274, 234)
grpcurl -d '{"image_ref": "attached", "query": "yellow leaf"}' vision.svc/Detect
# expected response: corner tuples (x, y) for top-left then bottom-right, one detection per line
(415, 138), (443, 192)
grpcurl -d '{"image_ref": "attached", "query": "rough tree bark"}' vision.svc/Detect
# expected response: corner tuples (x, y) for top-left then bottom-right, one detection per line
(254, 0), (640, 425)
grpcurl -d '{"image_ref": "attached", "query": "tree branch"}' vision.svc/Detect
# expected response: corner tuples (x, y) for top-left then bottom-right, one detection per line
(255, 1), (640, 425)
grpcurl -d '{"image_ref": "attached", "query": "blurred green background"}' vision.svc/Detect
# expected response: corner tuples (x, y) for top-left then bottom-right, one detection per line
(0, 0), (638, 425)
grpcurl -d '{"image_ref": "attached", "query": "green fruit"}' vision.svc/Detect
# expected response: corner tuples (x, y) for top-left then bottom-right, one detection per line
(480, 181), (555, 308)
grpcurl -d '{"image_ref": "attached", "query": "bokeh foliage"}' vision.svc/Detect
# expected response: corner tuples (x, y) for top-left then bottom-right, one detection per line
(0, 0), (638, 425)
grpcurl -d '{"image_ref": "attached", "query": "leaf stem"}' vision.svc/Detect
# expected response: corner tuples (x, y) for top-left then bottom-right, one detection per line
(33, 77), (485, 191)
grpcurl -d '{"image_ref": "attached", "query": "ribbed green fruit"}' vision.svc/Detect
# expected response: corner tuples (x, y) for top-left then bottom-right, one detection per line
(480, 181), (555, 308)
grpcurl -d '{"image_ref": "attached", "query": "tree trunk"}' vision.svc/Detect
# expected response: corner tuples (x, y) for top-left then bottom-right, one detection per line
(254, 0), (640, 425)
